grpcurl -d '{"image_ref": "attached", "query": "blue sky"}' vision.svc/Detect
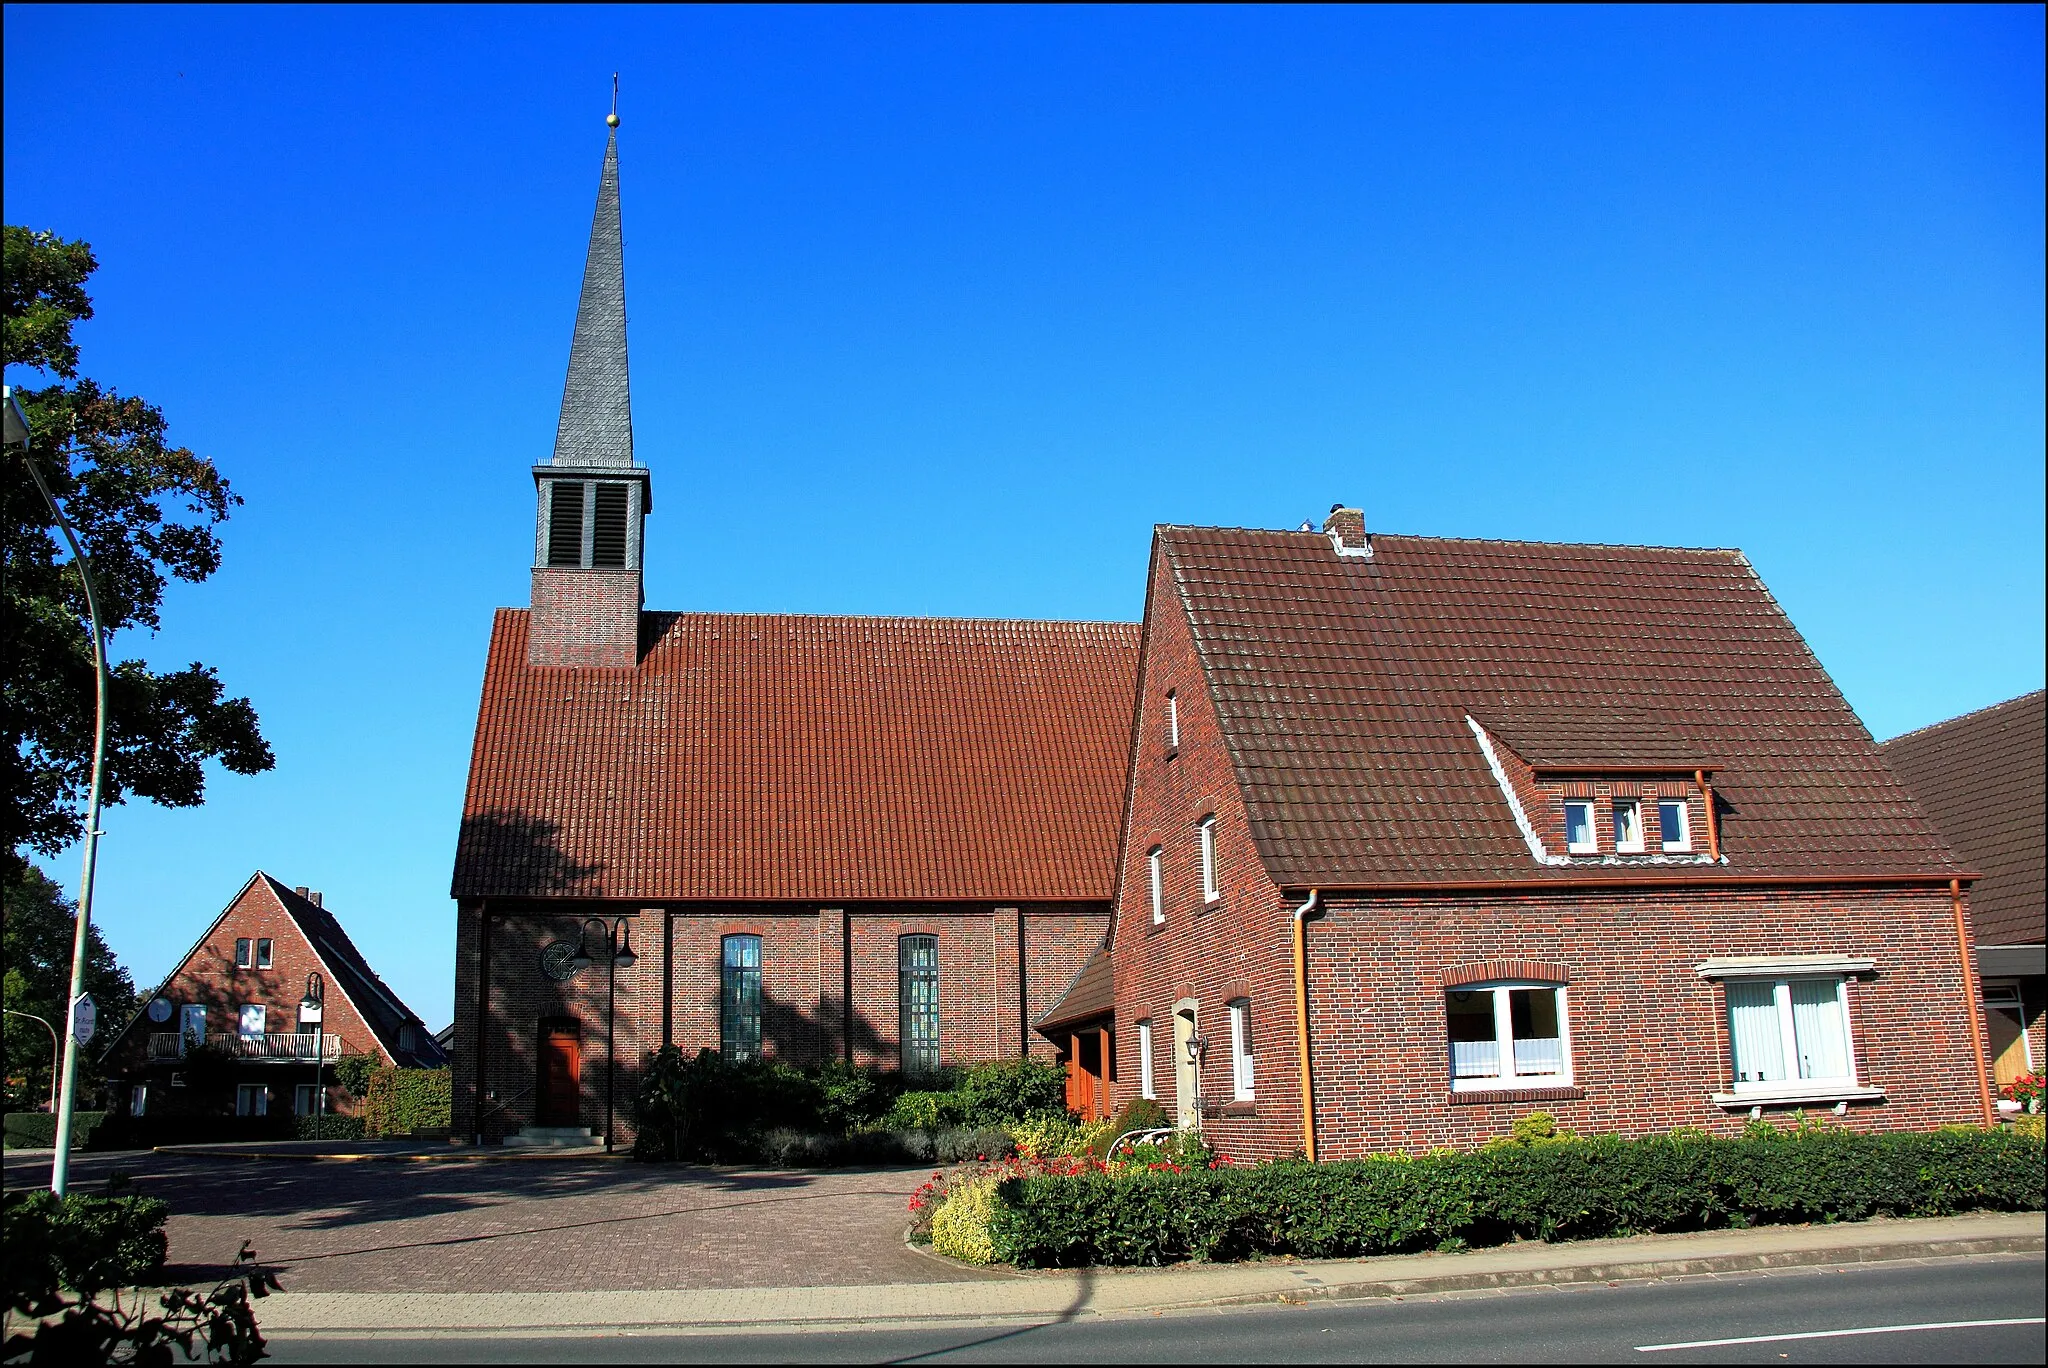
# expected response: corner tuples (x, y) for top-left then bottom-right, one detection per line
(5, 5), (2042, 1029)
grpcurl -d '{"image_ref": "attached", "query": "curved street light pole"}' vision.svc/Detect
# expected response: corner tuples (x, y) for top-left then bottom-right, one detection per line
(3, 1010), (62, 1113)
(8, 389), (113, 1200)
(577, 917), (636, 1153)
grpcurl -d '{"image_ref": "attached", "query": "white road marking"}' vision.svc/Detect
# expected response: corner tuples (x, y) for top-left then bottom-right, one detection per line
(1636, 1317), (2045, 1352)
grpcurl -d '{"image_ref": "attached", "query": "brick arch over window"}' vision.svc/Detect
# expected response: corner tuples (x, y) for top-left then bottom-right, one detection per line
(1441, 960), (1570, 989)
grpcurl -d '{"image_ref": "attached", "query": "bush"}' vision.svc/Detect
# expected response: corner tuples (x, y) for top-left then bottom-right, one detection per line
(4, 1111), (108, 1150)
(957, 1058), (1067, 1127)
(984, 1120), (2047, 1268)
(2, 1190), (169, 1296)
(931, 1176), (1001, 1264)
(883, 1090), (970, 1131)
(632, 1047), (829, 1161)
(333, 1053), (380, 1098)
(361, 1068), (451, 1138)
(293, 1114), (366, 1142)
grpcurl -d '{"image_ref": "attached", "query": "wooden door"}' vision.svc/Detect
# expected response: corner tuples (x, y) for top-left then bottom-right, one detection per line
(537, 1023), (581, 1126)
(1984, 989), (2030, 1088)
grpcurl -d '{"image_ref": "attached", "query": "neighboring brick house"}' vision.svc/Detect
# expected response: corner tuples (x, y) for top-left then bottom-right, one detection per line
(448, 119), (1135, 1146)
(100, 874), (445, 1120)
(1883, 691), (2046, 1091)
(1104, 510), (1992, 1160)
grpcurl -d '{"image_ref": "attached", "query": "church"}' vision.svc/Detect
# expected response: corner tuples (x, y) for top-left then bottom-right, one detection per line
(447, 114), (1135, 1145)
(451, 113), (1993, 1154)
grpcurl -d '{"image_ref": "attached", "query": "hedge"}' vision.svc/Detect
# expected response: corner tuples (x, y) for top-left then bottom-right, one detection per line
(2, 1190), (168, 1296)
(361, 1068), (451, 1138)
(4, 1112), (108, 1150)
(985, 1123), (2048, 1268)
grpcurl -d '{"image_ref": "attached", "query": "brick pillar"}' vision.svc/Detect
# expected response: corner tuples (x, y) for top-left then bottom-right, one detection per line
(995, 907), (1023, 1058)
(451, 902), (481, 1140)
(818, 907), (848, 1063)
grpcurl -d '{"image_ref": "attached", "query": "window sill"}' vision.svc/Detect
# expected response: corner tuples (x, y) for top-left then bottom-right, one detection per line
(1220, 1101), (1257, 1117)
(1711, 1085), (1886, 1109)
(1448, 1084), (1584, 1106)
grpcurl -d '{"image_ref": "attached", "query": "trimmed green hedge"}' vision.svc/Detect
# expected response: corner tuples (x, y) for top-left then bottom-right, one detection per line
(2, 1190), (168, 1296)
(987, 1124), (2048, 1268)
(3, 1112), (108, 1150)
(362, 1068), (450, 1138)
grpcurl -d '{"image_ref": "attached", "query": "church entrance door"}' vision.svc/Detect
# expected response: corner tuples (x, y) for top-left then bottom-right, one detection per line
(536, 1021), (582, 1126)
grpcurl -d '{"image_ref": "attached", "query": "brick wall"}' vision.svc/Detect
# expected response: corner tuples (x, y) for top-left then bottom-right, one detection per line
(105, 877), (391, 1118)
(527, 567), (640, 668)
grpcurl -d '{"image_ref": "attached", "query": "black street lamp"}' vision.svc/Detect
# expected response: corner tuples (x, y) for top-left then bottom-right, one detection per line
(300, 973), (326, 1118)
(575, 918), (637, 1152)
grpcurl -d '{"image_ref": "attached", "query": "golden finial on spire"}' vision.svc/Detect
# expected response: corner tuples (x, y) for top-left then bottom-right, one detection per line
(607, 73), (620, 128)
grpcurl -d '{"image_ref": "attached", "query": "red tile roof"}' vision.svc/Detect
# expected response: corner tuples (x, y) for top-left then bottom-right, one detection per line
(454, 610), (1141, 902)
(1881, 690), (2045, 946)
(1163, 527), (1966, 887)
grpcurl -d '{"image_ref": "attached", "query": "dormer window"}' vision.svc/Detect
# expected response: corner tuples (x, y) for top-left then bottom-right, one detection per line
(1614, 799), (1644, 853)
(1564, 801), (1596, 854)
(1659, 799), (1691, 852)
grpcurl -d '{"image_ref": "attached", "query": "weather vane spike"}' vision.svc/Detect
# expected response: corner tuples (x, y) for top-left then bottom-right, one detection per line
(607, 73), (620, 128)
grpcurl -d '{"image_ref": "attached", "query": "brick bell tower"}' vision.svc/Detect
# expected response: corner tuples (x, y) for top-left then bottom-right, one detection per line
(528, 92), (652, 669)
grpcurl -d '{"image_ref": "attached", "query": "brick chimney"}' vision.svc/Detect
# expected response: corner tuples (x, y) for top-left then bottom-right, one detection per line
(1322, 504), (1371, 558)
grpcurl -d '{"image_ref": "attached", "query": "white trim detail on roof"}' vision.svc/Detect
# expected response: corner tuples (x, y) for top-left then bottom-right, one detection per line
(1694, 954), (1876, 979)
(1468, 715), (1569, 867)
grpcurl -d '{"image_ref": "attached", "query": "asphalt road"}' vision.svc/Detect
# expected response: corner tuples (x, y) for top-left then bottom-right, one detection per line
(266, 1253), (2045, 1364)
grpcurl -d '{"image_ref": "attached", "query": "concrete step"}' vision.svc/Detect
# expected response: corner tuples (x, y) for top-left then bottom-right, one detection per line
(502, 1126), (602, 1148)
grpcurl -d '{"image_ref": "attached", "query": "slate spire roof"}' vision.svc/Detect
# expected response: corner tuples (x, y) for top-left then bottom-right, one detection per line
(551, 122), (634, 468)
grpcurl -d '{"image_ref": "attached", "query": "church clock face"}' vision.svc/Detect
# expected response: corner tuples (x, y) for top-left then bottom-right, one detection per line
(540, 940), (581, 982)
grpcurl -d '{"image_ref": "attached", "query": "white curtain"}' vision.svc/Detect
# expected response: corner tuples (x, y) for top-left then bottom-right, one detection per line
(1727, 980), (1785, 1083)
(1789, 979), (1849, 1080)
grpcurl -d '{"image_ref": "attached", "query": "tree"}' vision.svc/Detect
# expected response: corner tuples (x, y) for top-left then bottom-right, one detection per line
(2, 226), (273, 876)
(3, 868), (139, 1111)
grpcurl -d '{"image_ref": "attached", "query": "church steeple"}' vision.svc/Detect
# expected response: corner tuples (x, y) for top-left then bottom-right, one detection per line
(528, 85), (653, 670)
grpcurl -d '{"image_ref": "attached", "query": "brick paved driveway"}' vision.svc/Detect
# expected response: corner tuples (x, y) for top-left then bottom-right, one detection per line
(5, 1151), (1000, 1293)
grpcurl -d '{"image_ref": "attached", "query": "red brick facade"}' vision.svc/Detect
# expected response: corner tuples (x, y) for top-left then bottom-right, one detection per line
(452, 902), (1108, 1143)
(527, 567), (641, 668)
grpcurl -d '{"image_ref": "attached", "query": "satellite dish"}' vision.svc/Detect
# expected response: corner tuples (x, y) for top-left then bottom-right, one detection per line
(147, 997), (173, 1023)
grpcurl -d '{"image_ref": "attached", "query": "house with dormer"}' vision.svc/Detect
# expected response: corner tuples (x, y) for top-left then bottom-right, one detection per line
(1102, 512), (1993, 1160)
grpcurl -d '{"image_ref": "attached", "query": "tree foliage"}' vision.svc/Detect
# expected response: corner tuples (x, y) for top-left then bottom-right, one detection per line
(2, 867), (139, 1111)
(2, 225), (272, 871)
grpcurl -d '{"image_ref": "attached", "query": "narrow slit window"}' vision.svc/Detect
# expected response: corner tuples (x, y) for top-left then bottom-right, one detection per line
(1138, 1020), (1155, 1099)
(1198, 816), (1220, 903)
(1228, 999), (1255, 1100)
(1166, 691), (1180, 750)
(1148, 846), (1164, 926)
(899, 935), (940, 1076)
(720, 935), (762, 1061)
(547, 482), (586, 567)
(591, 483), (630, 568)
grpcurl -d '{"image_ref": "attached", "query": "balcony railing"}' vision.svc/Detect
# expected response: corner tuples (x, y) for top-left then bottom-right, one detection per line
(147, 1032), (341, 1062)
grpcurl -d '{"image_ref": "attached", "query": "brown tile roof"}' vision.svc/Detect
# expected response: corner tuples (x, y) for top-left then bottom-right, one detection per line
(1163, 526), (1966, 887)
(1881, 691), (2045, 946)
(1036, 943), (1113, 1032)
(261, 878), (449, 1068)
(1476, 704), (1712, 771)
(454, 610), (1141, 902)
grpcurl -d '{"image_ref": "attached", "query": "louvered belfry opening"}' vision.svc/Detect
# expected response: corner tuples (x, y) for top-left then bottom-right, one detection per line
(547, 482), (586, 567)
(591, 483), (630, 568)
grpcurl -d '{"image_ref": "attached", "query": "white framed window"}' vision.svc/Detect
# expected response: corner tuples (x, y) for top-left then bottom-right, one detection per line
(1564, 801), (1596, 853)
(1166, 691), (1180, 749)
(1614, 799), (1644, 853)
(1725, 977), (1856, 1093)
(129, 1084), (147, 1117)
(1227, 999), (1255, 1100)
(1138, 1020), (1156, 1099)
(239, 1004), (266, 1038)
(1659, 799), (1691, 852)
(1148, 846), (1165, 926)
(294, 1084), (318, 1116)
(1445, 982), (1571, 1091)
(256, 938), (273, 969)
(236, 1084), (269, 1117)
(1198, 815), (1220, 903)
(235, 937), (252, 968)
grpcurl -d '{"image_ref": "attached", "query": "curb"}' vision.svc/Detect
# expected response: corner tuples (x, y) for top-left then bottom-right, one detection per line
(1183, 1232), (2048, 1311)
(153, 1145), (627, 1163)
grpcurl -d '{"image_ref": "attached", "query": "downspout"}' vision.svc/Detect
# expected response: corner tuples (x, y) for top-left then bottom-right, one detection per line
(1695, 770), (1721, 862)
(1951, 878), (1994, 1127)
(1292, 889), (1320, 1162)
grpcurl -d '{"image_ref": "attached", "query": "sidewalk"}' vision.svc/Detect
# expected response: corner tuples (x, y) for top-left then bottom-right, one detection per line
(253, 1209), (2044, 1335)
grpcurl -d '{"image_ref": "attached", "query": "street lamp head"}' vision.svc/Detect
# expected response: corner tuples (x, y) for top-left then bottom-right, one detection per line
(301, 971), (324, 1012)
(613, 921), (638, 969)
(3, 386), (31, 449)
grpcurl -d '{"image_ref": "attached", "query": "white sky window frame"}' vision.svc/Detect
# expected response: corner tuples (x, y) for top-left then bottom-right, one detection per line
(1198, 816), (1220, 903)
(1659, 798), (1692, 852)
(1614, 799), (1645, 853)
(1564, 801), (1597, 854)
(1138, 1020), (1156, 1098)
(1148, 846), (1165, 925)
(1446, 982), (1573, 1092)
(1166, 691), (1180, 750)
(1228, 999), (1254, 1100)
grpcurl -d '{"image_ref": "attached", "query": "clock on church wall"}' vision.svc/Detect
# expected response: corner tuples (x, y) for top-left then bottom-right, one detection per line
(540, 940), (580, 982)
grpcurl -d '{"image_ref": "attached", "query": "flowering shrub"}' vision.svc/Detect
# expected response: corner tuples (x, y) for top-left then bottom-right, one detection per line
(930, 1176), (1000, 1264)
(1007, 1114), (1118, 1160)
(2001, 1073), (2043, 1114)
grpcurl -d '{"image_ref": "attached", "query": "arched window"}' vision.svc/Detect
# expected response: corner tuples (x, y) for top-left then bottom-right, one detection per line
(721, 935), (762, 1060)
(899, 935), (940, 1076)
